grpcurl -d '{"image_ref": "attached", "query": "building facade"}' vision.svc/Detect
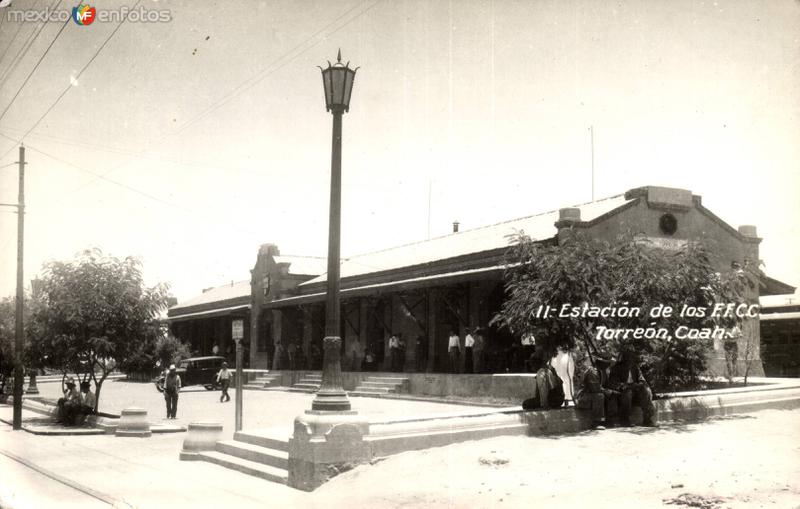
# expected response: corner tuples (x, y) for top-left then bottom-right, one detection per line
(168, 186), (794, 376)
(760, 295), (800, 377)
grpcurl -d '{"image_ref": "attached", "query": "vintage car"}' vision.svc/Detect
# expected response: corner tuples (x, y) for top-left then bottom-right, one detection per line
(154, 356), (226, 392)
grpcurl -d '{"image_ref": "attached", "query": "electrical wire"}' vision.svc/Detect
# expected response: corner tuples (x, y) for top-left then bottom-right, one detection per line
(0, 0), (143, 164)
(0, 0), (61, 89)
(0, 1), (69, 122)
(173, 0), (382, 137)
(0, 0), (41, 71)
(0, 0), (383, 199)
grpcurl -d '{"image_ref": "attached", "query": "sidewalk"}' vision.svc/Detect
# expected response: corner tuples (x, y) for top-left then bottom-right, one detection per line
(0, 406), (306, 509)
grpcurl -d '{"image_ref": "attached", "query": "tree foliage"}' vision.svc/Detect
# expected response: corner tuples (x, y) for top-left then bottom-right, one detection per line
(493, 232), (758, 392)
(0, 294), (47, 394)
(29, 249), (170, 410)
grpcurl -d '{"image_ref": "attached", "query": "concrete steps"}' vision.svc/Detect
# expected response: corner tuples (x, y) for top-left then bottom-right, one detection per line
(351, 376), (409, 397)
(289, 373), (321, 393)
(196, 451), (288, 484)
(215, 440), (288, 469)
(234, 430), (290, 451)
(243, 373), (282, 390)
(195, 430), (290, 485)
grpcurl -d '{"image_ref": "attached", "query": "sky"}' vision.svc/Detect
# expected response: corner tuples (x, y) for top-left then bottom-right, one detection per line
(0, 0), (798, 303)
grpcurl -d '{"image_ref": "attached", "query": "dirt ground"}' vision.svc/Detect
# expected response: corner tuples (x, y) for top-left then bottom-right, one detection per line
(313, 409), (800, 509)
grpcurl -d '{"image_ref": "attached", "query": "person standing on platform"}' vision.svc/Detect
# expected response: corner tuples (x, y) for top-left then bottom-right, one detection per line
(397, 334), (406, 373)
(347, 340), (361, 372)
(448, 330), (461, 374)
(389, 333), (401, 372)
(287, 341), (297, 371)
(473, 328), (485, 374)
(164, 364), (181, 419)
(272, 341), (284, 371)
(464, 329), (476, 373)
(415, 335), (428, 372)
(521, 332), (536, 371)
(216, 361), (231, 402)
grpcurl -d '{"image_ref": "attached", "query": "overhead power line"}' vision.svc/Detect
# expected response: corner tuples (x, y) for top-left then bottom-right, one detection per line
(0, 0), (61, 89)
(0, 135), (264, 239)
(172, 0), (382, 137)
(0, 0), (383, 203)
(0, 0), (142, 163)
(0, 0), (41, 70)
(0, 1), (70, 123)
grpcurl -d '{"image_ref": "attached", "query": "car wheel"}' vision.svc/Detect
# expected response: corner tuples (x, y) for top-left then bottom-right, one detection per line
(204, 384), (216, 391)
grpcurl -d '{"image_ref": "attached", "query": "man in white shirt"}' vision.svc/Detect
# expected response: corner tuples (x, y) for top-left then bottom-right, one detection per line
(522, 332), (538, 371)
(389, 334), (401, 372)
(448, 331), (461, 374)
(464, 329), (476, 373)
(78, 381), (96, 417)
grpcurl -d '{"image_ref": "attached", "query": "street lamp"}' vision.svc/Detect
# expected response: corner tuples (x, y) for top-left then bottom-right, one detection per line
(288, 50), (368, 492)
(311, 50), (357, 412)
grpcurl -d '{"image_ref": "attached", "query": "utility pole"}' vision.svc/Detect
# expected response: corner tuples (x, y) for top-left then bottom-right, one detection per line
(13, 145), (25, 430)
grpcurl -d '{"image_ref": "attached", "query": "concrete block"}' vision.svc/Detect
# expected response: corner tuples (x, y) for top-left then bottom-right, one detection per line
(115, 407), (151, 438)
(288, 410), (371, 491)
(646, 186), (693, 210)
(180, 421), (223, 460)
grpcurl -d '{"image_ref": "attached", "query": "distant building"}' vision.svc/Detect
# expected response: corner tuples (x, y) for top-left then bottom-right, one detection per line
(167, 186), (794, 375)
(759, 294), (800, 377)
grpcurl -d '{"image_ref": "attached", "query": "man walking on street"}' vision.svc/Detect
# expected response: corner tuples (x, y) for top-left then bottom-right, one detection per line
(216, 361), (231, 402)
(164, 364), (181, 419)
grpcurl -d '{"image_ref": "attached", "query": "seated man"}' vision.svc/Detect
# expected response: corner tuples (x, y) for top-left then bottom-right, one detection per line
(522, 364), (565, 410)
(56, 378), (81, 425)
(575, 355), (614, 429)
(607, 352), (657, 427)
(75, 381), (96, 423)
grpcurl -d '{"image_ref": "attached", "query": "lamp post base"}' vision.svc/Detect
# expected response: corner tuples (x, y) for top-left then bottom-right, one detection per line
(311, 390), (351, 412)
(310, 335), (351, 412)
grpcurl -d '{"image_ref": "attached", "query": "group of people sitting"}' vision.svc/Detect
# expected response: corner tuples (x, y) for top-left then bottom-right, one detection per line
(575, 351), (657, 429)
(56, 377), (96, 426)
(523, 348), (657, 429)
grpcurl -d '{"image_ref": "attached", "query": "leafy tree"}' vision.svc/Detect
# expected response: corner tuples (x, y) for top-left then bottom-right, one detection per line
(0, 297), (17, 394)
(30, 249), (169, 411)
(154, 333), (191, 369)
(493, 232), (756, 392)
(0, 294), (47, 395)
(118, 324), (191, 375)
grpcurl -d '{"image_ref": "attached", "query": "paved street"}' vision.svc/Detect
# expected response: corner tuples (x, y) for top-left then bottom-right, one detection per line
(1, 383), (799, 508)
(28, 379), (499, 439)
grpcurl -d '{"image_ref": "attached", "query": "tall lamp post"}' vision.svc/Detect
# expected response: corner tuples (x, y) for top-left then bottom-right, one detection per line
(289, 51), (368, 492)
(311, 50), (357, 412)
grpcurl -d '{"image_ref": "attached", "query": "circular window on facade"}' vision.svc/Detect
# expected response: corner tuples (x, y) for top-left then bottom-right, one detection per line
(659, 213), (678, 235)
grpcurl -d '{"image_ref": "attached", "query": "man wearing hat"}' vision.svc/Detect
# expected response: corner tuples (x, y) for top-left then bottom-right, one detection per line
(164, 364), (181, 419)
(56, 377), (81, 425)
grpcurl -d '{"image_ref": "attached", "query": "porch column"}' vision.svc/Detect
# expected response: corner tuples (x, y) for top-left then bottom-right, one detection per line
(272, 309), (283, 368)
(427, 289), (437, 373)
(359, 298), (368, 370)
(250, 305), (261, 368)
